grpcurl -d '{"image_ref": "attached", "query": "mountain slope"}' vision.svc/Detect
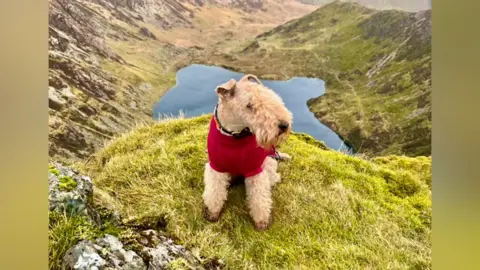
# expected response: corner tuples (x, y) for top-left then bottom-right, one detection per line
(199, 1), (431, 157)
(78, 114), (431, 269)
(48, 0), (315, 161)
(297, 0), (431, 12)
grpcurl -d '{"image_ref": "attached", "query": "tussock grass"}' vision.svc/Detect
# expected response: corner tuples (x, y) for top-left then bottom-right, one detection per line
(80, 114), (431, 269)
(49, 212), (101, 270)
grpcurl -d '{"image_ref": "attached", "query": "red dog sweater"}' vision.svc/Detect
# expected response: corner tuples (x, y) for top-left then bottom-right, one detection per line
(207, 115), (277, 178)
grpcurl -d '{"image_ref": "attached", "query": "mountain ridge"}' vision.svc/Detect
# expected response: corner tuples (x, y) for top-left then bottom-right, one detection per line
(197, 1), (431, 157)
(297, 0), (431, 11)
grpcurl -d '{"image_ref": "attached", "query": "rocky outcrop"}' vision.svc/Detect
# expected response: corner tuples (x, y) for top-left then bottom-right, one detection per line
(86, 0), (195, 30)
(49, 1), (125, 62)
(138, 230), (207, 269)
(63, 231), (209, 270)
(49, 162), (98, 221)
(48, 0), (147, 160)
(49, 162), (212, 270)
(139, 27), (157, 39)
(63, 235), (147, 270)
(228, 0), (264, 12)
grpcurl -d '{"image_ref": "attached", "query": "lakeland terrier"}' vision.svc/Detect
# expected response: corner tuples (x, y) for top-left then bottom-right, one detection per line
(202, 74), (293, 230)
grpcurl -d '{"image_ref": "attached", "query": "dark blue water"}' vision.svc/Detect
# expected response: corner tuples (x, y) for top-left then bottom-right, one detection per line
(153, 64), (352, 153)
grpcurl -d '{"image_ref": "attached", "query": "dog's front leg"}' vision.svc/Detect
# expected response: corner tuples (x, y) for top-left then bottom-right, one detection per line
(202, 163), (230, 222)
(263, 157), (281, 186)
(245, 171), (273, 230)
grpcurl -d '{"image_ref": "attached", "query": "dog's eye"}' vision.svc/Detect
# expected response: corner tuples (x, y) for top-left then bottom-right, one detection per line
(246, 103), (253, 109)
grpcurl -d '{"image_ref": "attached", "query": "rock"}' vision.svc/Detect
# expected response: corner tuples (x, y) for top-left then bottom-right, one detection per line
(62, 85), (77, 99)
(48, 162), (96, 220)
(49, 26), (71, 52)
(49, 52), (117, 101)
(50, 124), (96, 159)
(129, 101), (138, 110)
(63, 240), (107, 270)
(49, 86), (67, 111)
(139, 27), (157, 40)
(138, 230), (205, 270)
(61, 229), (207, 270)
(96, 235), (146, 269)
(78, 103), (98, 116)
(69, 109), (89, 123)
(63, 235), (147, 270)
(138, 83), (153, 92)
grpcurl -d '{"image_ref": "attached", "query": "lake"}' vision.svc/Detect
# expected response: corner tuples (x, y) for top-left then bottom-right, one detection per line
(153, 64), (352, 153)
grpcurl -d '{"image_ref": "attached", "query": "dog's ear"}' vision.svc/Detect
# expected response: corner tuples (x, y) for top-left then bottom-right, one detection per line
(240, 74), (263, 85)
(216, 79), (236, 98)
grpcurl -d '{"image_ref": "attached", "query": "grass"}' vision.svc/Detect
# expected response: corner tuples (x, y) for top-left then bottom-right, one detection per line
(78, 114), (431, 269)
(166, 258), (194, 270)
(48, 211), (101, 270)
(102, 39), (179, 103)
(48, 201), (131, 269)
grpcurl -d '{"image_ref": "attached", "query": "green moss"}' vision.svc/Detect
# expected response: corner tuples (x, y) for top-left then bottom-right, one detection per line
(81, 115), (431, 269)
(58, 176), (77, 192)
(373, 155), (431, 188)
(123, 214), (167, 230)
(49, 164), (60, 176)
(380, 168), (422, 198)
(117, 228), (145, 256)
(49, 168), (60, 176)
(166, 258), (192, 270)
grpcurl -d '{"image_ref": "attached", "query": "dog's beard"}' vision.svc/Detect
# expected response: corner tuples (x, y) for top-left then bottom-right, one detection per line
(255, 128), (290, 150)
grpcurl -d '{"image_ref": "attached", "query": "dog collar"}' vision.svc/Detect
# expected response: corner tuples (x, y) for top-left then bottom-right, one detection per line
(213, 104), (253, 139)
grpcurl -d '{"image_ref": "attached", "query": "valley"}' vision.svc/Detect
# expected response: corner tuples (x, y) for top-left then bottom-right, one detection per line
(49, 0), (431, 161)
(198, 1), (431, 157)
(48, 0), (316, 161)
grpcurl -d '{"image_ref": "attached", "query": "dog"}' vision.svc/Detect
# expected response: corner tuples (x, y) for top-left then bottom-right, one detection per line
(202, 74), (293, 230)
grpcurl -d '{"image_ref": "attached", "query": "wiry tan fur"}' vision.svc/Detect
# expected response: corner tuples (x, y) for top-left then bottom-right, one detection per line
(215, 75), (293, 150)
(202, 74), (293, 230)
(202, 163), (230, 221)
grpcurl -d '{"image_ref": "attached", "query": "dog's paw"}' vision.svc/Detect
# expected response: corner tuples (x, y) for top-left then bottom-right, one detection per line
(254, 220), (270, 231)
(203, 207), (221, 222)
(271, 172), (281, 185)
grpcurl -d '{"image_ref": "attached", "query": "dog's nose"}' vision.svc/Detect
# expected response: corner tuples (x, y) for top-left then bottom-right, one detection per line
(278, 121), (289, 132)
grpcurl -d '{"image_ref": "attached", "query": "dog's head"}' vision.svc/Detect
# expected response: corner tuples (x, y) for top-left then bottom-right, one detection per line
(215, 74), (293, 149)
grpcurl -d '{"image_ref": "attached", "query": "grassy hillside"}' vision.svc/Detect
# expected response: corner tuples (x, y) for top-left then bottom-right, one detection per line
(199, 1), (431, 157)
(297, 0), (431, 12)
(76, 114), (431, 269)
